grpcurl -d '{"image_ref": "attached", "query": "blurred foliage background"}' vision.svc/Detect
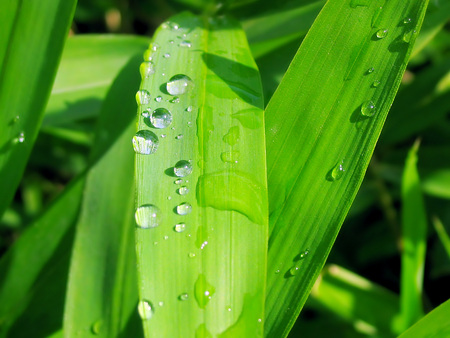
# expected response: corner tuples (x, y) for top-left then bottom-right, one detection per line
(0, 0), (449, 336)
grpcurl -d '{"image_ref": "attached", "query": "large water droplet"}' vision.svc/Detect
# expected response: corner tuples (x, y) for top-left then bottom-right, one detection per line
(194, 274), (215, 309)
(174, 223), (186, 232)
(176, 203), (192, 215)
(138, 300), (154, 320)
(135, 204), (161, 228)
(150, 108), (172, 129)
(328, 161), (345, 181)
(174, 160), (193, 177)
(136, 90), (151, 105)
(220, 151), (240, 163)
(361, 100), (376, 116)
(178, 186), (189, 195)
(132, 130), (159, 154)
(140, 61), (155, 79)
(376, 29), (388, 39)
(167, 74), (193, 95)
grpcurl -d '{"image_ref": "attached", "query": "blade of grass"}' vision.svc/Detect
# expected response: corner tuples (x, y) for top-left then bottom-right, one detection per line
(262, 0), (430, 336)
(395, 140), (427, 333)
(423, 170), (450, 199)
(432, 216), (450, 259)
(0, 0), (77, 217)
(399, 298), (450, 337)
(63, 56), (142, 337)
(43, 35), (149, 128)
(310, 265), (399, 336)
(134, 13), (268, 337)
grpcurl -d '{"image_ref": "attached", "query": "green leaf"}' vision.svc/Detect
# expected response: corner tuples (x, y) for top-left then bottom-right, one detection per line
(134, 13), (268, 337)
(399, 298), (450, 338)
(432, 216), (450, 260)
(262, 0), (430, 336)
(63, 56), (142, 337)
(43, 35), (149, 128)
(0, 0), (77, 217)
(396, 140), (427, 333)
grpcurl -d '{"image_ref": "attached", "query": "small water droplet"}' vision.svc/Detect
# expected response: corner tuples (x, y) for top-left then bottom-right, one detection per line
(140, 61), (155, 79)
(194, 274), (215, 309)
(168, 40), (174, 44)
(174, 179), (183, 185)
(402, 30), (415, 43)
(367, 67), (375, 74)
(151, 43), (160, 51)
(258, 318), (262, 323)
(12, 115), (19, 123)
(143, 49), (152, 61)
(150, 108), (172, 129)
(13, 132), (25, 144)
(186, 106), (193, 112)
(136, 90), (151, 105)
(155, 96), (163, 102)
(174, 160), (193, 177)
(179, 40), (192, 48)
(188, 252), (196, 258)
(132, 130), (159, 154)
(167, 74), (193, 95)
(361, 100), (376, 116)
(223, 126), (240, 146)
(200, 241), (208, 250)
(137, 300), (154, 320)
(179, 293), (189, 301)
(275, 269), (280, 274)
(175, 134), (183, 140)
(91, 320), (103, 335)
(161, 134), (166, 138)
(163, 53), (171, 58)
(289, 265), (300, 276)
(135, 204), (161, 228)
(167, 196), (172, 200)
(328, 160), (345, 181)
(153, 241), (158, 246)
(174, 223), (186, 232)
(403, 17), (412, 24)
(169, 97), (180, 104)
(372, 80), (381, 87)
(158, 301), (164, 307)
(220, 151), (240, 163)
(164, 235), (169, 240)
(227, 306), (232, 312)
(178, 186), (189, 195)
(172, 23), (180, 30)
(376, 29), (388, 39)
(176, 203), (192, 215)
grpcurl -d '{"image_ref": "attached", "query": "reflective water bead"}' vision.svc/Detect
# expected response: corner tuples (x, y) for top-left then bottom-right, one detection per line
(135, 204), (161, 228)
(178, 186), (189, 195)
(163, 53), (171, 58)
(169, 97), (180, 104)
(143, 49), (152, 61)
(174, 223), (186, 232)
(289, 266), (299, 276)
(179, 293), (189, 301)
(137, 300), (154, 320)
(376, 29), (388, 39)
(361, 100), (376, 116)
(367, 67), (375, 74)
(167, 74), (193, 95)
(330, 161), (345, 181)
(403, 17), (412, 24)
(174, 160), (193, 177)
(186, 106), (193, 112)
(188, 252), (196, 258)
(132, 130), (159, 154)
(13, 132), (25, 144)
(150, 108), (172, 129)
(174, 179), (183, 184)
(179, 40), (192, 48)
(176, 203), (192, 215)
(151, 43), (160, 51)
(372, 80), (381, 87)
(175, 134), (183, 140)
(136, 90), (151, 105)
(155, 96), (163, 102)
(140, 61), (155, 79)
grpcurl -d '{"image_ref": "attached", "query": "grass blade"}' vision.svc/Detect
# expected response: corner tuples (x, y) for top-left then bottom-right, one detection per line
(432, 216), (450, 259)
(63, 56), (142, 337)
(134, 13), (268, 337)
(0, 0), (77, 217)
(262, 0), (430, 335)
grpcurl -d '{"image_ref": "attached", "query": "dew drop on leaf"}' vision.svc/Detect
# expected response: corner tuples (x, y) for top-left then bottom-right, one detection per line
(361, 100), (376, 116)
(136, 90), (151, 105)
(328, 160), (345, 181)
(132, 130), (159, 154)
(150, 108), (172, 129)
(140, 61), (155, 79)
(167, 74), (193, 95)
(137, 300), (154, 320)
(176, 203), (192, 215)
(174, 223), (186, 232)
(376, 29), (388, 39)
(174, 160), (193, 177)
(135, 205), (161, 228)
(178, 186), (189, 195)
(179, 293), (189, 301)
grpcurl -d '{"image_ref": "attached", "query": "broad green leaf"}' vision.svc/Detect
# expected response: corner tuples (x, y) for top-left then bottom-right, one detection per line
(399, 298), (450, 338)
(310, 265), (399, 336)
(396, 140), (427, 333)
(0, 0), (77, 217)
(43, 35), (149, 128)
(63, 56), (142, 337)
(134, 13), (268, 337)
(432, 217), (450, 259)
(262, 0), (430, 336)
(0, 178), (83, 337)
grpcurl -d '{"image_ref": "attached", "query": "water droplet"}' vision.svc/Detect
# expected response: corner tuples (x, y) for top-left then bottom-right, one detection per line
(403, 17), (412, 24)
(402, 30), (415, 43)
(155, 96), (163, 102)
(361, 100), (376, 116)
(289, 265), (300, 276)
(158, 301), (164, 307)
(328, 160), (345, 181)
(220, 151), (240, 164)
(150, 108), (172, 129)
(194, 274), (215, 309)
(179, 40), (192, 48)
(178, 186), (189, 195)
(176, 203), (192, 215)
(174, 223), (186, 232)
(151, 43), (160, 51)
(174, 160), (193, 177)
(175, 134), (183, 140)
(367, 67), (375, 74)
(200, 241), (208, 250)
(137, 300), (154, 320)
(163, 53), (171, 58)
(168, 40), (174, 44)
(143, 49), (152, 61)
(135, 204), (161, 228)
(227, 306), (232, 312)
(161, 134), (166, 138)
(136, 90), (151, 105)
(132, 130), (159, 154)
(167, 196), (172, 200)
(13, 132), (25, 144)
(172, 23), (180, 30)
(188, 252), (196, 258)
(376, 29), (388, 39)
(275, 269), (280, 274)
(300, 249), (309, 258)
(186, 106), (193, 112)
(175, 179), (183, 184)
(167, 74), (193, 95)
(372, 80), (381, 87)
(153, 241), (158, 246)
(258, 318), (262, 323)
(179, 293), (189, 301)
(91, 320), (103, 335)
(164, 235), (169, 240)
(169, 97), (180, 104)
(140, 61), (155, 79)
(223, 126), (240, 146)
(12, 115), (19, 123)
